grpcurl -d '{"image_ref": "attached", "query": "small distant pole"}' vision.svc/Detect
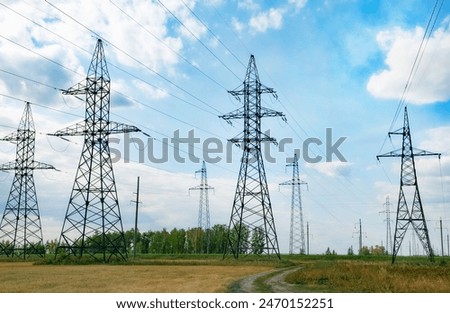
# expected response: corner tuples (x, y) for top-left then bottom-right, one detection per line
(306, 222), (310, 255)
(447, 233), (449, 257)
(132, 176), (140, 260)
(353, 219), (366, 254)
(359, 219), (362, 253)
(440, 218), (444, 257)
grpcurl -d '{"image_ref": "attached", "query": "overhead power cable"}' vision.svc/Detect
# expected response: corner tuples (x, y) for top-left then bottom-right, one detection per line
(379, 0), (444, 154)
(155, 0), (241, 82)
(44, 0), (223, 115)
(108, 0), (229, 91)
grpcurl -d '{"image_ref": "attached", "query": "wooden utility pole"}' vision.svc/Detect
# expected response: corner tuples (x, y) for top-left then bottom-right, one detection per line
(131, 176), (140, 259)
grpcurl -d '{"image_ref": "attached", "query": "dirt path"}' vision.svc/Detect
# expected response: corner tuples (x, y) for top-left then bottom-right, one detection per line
(232, 266), (302, 293)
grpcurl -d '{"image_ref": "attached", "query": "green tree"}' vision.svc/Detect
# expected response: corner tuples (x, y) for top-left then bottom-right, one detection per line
(209, 224), (227, 254)
(251, 227), (264, 254)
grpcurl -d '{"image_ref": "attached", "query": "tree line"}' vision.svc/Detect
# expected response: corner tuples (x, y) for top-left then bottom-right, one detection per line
(42, 224), (248, 255)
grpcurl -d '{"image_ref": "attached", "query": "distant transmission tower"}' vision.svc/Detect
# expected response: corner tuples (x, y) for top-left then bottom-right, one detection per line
(0, 102), (55, 258)
(377, 107), (440, 263)
(189, 160), (214, 253)
(50, 39), (141, 262)
(379, 195), (393, 255)
(220, 55), (285, 259)
(280, 154), (308, 254)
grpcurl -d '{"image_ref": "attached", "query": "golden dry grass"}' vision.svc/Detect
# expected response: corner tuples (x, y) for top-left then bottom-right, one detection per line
(285, 260), (450, 292)
(0, 262), (273, 293)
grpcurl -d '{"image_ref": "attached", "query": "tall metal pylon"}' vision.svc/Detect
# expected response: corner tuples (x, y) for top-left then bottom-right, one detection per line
(379, 195), (393, 255)
(50, 39), (141, 262)
(0, 102), (55, 258)
(189, 160), (214, 253)
(279, 154), (308, 254)
(220, 55), (285, 259)
(377, 106), (440, 263)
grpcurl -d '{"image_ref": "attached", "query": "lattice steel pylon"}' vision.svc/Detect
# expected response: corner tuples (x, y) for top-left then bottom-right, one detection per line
(379, 195), (393, 255)
(377, 107), (440, 263)
(50, 39), (141, 262)
(220, 55), (285, 259)
(280, 154), (308, 254)
(189, 160), (214, 253)
(0, 102), (55, 258)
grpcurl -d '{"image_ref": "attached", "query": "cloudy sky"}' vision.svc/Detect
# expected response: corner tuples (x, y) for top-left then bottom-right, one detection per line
(1, 0), (450, 255)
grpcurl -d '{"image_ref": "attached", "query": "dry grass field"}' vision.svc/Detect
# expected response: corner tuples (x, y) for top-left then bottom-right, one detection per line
(0, 261), (273, 293)
(285, 259), (450, 292)
(1, 255), (449, 293)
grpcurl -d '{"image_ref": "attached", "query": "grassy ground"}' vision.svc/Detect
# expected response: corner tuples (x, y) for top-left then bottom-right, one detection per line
(284, 256), (450, 292)
(0, 254), (277, 293)
(1, 254), (449, 293)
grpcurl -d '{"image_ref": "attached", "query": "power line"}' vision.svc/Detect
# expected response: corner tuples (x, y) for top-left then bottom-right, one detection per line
(44, 0), (223, 116)
(179, 0), (246, 69)
(379, 0), (444, 154)
(108, 0), (229, 91)
(1, 1), (222, 118)
(156, 0), (241, 82)
(0, 34), (82, 77)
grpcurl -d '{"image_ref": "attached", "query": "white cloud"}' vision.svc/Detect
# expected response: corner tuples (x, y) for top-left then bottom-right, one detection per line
(231, 17), (245, 33)
(288, 0), (307, 12)
(306, 161), (353, 177)
(367, 23), (450, 105)
(204, 0), (224, 7)
(133, 79), (168, 100)
(249, 8), (285, 33)
(238, 0), (260, 11)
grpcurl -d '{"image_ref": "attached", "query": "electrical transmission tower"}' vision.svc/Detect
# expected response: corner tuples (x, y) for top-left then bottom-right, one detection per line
(0, 102), (55, 258)
(379, 195), (393, 255)
(377, 107), (440, 263)
(279, 154), (308, 254)
(189, 160), (214, 253)
(50, 39), (141, 262)
(220, 55), (285, 259)
(353, 219), (366, 254)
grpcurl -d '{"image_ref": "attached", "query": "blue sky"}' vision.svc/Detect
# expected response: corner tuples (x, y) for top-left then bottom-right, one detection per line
(1, 0), (450, 255)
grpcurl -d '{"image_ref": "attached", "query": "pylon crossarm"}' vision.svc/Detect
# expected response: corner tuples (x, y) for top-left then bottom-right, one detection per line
(49, 121), (140, 137)
(229, 84), (275, 96)
(108, 121), (141, 134)
(260, 107), (286, 119)
(0, 161), (56, 171)
(377, 148), (441, 160)
(376, 148), (402, 159)
(388, 128), (404, 136)
(0, 132), (21, 142)
(219, 107), (246, 121)
(49, 122), (86, 137)
(32, 161), (57, 170)
(0, 161), (16, 171)
(61, 81), (88, 96)
(280, 179), (308, 186)
(189, 185), (214, 191)
(411, 148), (441, 158)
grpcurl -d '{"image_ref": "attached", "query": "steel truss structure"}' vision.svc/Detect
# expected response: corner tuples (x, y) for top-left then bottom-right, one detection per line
(377, 107), (440, 263)
(189, 160), (214, 253)
(280, 154), (308, 254)
(220, 55), (285, 259)
(51, 39), (140, 262)
(0, 102), (55, 258)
